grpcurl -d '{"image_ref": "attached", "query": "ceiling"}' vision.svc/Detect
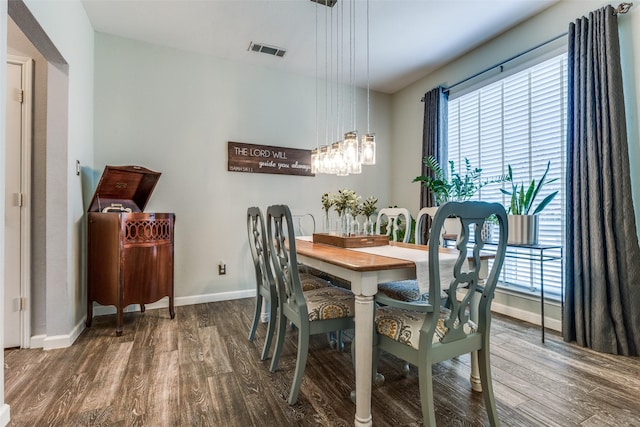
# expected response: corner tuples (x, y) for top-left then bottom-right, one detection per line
(81, 0), (559, 94)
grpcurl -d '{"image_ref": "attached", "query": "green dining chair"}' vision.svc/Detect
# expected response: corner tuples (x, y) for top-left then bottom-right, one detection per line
(247, 207), (278, 361)
(377, 206), (447, 304)
(267, 204), (355, 405)
(247, 207), (332, 361)
(373, 201), (507, 426)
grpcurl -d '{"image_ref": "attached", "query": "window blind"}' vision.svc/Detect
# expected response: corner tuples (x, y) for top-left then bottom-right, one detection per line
(447, 53), (567, 296)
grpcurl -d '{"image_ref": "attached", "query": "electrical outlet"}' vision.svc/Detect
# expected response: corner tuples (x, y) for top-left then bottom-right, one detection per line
(218, 262), (226, 275)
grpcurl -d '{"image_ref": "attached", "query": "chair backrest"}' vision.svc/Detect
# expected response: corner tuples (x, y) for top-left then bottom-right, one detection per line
(266, 205), (308, 320)
(291, 212), (316, 236)
(425, 201), (507, 346)
(247, 207), (274, 296)
(376, 207), (412, 243)
(414, 206), (439, 245)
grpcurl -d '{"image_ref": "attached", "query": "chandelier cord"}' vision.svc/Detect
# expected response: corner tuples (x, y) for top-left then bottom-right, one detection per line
(366, 0), (370, 134)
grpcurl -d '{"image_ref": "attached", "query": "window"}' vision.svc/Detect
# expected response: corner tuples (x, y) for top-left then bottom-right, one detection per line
(447, 53), (567, 297)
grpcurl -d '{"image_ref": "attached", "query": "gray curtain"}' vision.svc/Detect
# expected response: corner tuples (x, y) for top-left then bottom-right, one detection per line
(420, 86), (448, 209)
(419, 87), (448, 243)
(564, 5), (640, 356)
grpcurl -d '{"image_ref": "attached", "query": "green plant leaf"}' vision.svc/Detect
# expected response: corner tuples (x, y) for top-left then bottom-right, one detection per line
(523, 179), (536, 214)
(532, 191), (558, 215)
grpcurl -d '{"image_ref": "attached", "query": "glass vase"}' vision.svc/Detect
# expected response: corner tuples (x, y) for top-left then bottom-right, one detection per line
(349, 215), (360, 236)
(323, 212), (331, 234)
(362, 216), (375, 235)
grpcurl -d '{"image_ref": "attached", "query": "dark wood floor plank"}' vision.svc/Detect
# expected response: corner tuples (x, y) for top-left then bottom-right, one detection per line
(199, 325), (233, 376)
(108, 346), (154, 425)
(78, 341), (134, 413)
(145, 349), (180, 427)
(178, 359), (217, 427)
(4, 299), (640, 426)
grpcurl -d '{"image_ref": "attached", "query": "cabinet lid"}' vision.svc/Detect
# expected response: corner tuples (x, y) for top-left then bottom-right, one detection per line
(88, 165), (161, 213)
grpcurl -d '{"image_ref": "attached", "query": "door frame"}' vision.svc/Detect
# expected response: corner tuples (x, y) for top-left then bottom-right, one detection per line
(6, 54), (32, 348)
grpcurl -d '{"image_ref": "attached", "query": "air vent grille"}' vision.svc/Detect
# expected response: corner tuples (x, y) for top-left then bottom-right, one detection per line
(310, 0), (337, 7)
(248, 42), (286, 58)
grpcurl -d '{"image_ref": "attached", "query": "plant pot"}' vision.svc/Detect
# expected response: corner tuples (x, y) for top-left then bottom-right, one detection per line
(480, 222), (494, 242)
(507, 215), (538, 245)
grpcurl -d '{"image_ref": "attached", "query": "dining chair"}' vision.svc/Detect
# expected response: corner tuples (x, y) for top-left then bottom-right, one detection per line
(375, 207), (412, 243)
(377, 207), (443, 303)
(266, 204), (355, 405)
(247, 208), (333, 361)
(376, 207), (447, 375)
(247, 207), (279, 361)
(373, 201), (507, 426)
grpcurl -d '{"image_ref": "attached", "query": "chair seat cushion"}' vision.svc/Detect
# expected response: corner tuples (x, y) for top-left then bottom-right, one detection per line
(375, 305), (477, 350)
(377, 280), (449, 302)
(299, 273), (332, 291)
(304, 286), (355, 321)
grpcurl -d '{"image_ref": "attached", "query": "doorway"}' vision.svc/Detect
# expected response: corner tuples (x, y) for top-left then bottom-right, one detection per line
(4, 55), (32, 349)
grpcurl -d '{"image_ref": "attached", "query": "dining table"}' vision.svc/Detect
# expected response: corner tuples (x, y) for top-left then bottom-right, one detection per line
(294, 236), (492, 427)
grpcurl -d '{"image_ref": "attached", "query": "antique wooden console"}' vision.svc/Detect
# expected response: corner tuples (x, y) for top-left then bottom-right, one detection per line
(86, 165), (175, 336)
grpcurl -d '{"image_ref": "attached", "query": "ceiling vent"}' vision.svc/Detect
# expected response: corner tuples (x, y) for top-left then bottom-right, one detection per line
(310, 0), (337, 7)
(248, 42), (286, 58)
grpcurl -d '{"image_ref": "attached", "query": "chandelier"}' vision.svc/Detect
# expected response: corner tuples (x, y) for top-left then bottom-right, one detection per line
(310, 0), (376, 176)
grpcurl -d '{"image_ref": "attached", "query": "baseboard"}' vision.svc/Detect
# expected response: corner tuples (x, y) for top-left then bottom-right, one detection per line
(29, 289), (257, 349)
(491, 300), (562, 332)
(29, 334), (46, 349)
(92, 289), (256, 316)
(0, 404), (10, 427)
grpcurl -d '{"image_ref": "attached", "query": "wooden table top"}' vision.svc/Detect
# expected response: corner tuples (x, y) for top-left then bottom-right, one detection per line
(294, 238), (415, 272)
(294, 238), (493, 273)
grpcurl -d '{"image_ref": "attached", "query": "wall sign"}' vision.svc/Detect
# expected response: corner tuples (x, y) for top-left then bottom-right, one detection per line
(227, 141), (314, 177)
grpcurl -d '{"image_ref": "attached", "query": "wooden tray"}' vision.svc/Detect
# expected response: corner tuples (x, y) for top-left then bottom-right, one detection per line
(312, 233), (389, 248)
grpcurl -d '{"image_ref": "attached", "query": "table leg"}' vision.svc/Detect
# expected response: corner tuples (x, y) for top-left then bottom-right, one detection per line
(354, 293), (374, 427)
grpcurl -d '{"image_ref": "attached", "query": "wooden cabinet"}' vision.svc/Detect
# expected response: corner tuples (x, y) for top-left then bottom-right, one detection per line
(86, 165), (175, 336)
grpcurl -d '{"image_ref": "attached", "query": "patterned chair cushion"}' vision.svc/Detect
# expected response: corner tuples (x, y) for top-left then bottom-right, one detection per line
(377, 280), (448, 303)
(299, 272), (332, 291)
(304, 286), (355, 321)
(375, 305), (477, 350)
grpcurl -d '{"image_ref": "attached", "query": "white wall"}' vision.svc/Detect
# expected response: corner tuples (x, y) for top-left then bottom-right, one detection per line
(18, 0), (95, 343)
(93, 33), (392, 301)
(390, 0), (640, 328)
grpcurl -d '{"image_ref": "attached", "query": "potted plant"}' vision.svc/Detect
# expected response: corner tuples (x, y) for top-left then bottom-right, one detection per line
(499, 160), (558, 245)
(413, 155), (508, 236)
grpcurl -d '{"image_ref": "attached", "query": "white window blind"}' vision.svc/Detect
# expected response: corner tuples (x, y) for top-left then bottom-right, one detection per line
(447, 53), (567, 296)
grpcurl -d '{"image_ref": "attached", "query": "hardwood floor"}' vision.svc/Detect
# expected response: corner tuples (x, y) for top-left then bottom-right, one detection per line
(5, 298), (640, 426)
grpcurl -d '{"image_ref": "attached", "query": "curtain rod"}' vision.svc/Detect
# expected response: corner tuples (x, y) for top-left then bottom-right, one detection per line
(421, 2), (633, 102)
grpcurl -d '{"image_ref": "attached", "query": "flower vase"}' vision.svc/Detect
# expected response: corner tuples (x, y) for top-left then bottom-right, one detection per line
(350, 215), (360, 236)
(335, 213), (345, 236)
(323, 212), (331, 234)
(343, 209), (352, 236)
(363, 216), (374, 235)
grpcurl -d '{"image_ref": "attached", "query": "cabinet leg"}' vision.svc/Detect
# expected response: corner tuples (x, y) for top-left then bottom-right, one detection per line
(116, 309), (124, 336)
(169, 297), (175, 319)
(140, 303), (145, 313)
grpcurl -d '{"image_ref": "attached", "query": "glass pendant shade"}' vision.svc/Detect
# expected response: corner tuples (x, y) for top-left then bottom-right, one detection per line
(361, 133), (376, 165)
(311, 0), (375, 176)
(343, 131), (360, 174)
